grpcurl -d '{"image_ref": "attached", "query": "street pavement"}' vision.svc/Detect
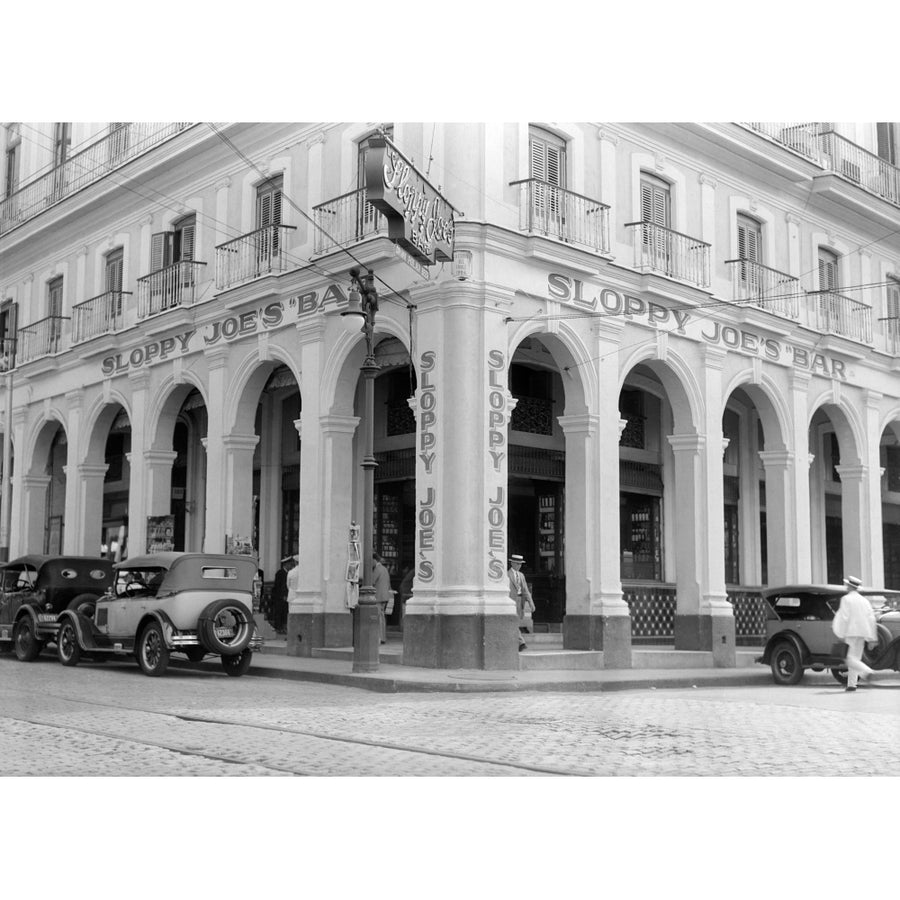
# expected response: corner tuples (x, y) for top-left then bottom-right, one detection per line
(2, 653), (899, 777)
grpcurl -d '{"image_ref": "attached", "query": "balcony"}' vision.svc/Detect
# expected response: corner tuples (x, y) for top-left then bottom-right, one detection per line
(215, 224), (297, 290)
(510, 179), (610, 253)
(740, 122), (824, 162)
(72, 290), (131, 343)
(312, 188), (387, 255)
(817, 130), (900, 207)
(0, 123), (192, 237)
(811, 290), (872, 344)
(725, 259), (800, 320)
(17, 316), (67, 364)
(626, 222), (710, 288)
(137, 261), (207, 319)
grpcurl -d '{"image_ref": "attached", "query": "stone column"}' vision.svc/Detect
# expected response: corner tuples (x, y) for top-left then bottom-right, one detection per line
(402, 287), (519, 670)
(790, 371), (813, 582)
(222, 433), (260, 549)
(257, 391), (281, 579)
(126, 371), (151, 558)
(9, 407), (27, 558)
(863, 390), (885, 587)
(21, 474), (51, 553)
(202, 346), (228, 553)
(62, 388), (84, 555)
(72, 464), (108, 555)
(758, 450), (794, 585)
(835, 465), (868, 583)
(144, 450), (177, 520)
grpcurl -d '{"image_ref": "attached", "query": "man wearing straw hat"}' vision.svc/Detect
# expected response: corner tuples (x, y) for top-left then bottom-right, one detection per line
(832, 575), (877, 692)
(508, 554), (534, 652)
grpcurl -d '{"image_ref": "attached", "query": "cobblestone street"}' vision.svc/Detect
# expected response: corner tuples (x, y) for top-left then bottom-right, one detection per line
(2, 656), (899, 777)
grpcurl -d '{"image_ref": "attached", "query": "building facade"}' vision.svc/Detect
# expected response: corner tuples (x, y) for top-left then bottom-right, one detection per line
(2, 121), (899, 670)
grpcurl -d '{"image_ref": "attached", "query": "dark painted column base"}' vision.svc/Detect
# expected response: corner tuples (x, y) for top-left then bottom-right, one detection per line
(674, 614), (736, 667)
(286, 612), (352, 657)
(402, 613), (520, 669)
(563, 614), (633, 668)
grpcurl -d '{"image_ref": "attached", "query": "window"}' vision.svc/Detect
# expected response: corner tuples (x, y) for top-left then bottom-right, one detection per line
(256, 175), (283, 261)
(4, 124), (20, 199)
(105, 247), (125, 324)
(886, 276), (900, 350)
(640, 173), (671, 228)
(47, 277), (63, 354)
(53, 123), (71, 168)
(529, 126), (566, 188)
(737, 214), (763, 292)
(818, 248), (839, 292)
(0, 300), (17, 368)
(877, 123), (898, 165)
(150, 214), (196, 272)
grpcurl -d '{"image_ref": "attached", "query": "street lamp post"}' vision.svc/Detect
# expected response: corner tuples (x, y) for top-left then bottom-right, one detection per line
(342, 267), (381, 673)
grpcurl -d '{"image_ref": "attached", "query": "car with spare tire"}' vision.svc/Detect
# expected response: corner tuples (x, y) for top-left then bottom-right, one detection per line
(54, 552), (262, 676)
(0, 555), (113, 661)
(756, 583), (900, 685)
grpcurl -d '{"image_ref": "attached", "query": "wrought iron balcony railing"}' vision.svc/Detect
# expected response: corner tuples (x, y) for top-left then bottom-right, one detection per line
(215, 224), (297, 290)
(312, 188), (387, 255)
(725, 259), (800, 320)
(811, 290), (872, 344)
(625, 221), (710, 288)
(818, 130), (900, 207)
(71, 290), (131, 343)
(137, 261), (207, 319)
(0, 123), (192, 236)
(510, 178), (610, 253)
(741, 122), (824, 161)
(17, 316), (67, 364)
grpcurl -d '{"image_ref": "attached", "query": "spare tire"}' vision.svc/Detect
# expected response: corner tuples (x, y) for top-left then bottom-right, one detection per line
(197, 599), (254, 656)
(67, 593), (99, 618)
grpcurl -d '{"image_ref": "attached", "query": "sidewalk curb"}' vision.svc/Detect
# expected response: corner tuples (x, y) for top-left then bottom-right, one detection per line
(170, 657), (775, 694)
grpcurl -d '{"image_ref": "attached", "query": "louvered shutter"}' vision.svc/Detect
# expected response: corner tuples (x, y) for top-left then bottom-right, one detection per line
(150, 232), (169, 272)
(818, 250), (838, 290)
(105, 251), (123, 293)
(887, 277), (900, 349)
(737, 215), (762, 292)
(178, 221), (195, 262)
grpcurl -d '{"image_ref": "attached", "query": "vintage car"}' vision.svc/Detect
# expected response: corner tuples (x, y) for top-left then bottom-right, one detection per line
(54, 552), (262, 677)
(756, 584), (900, 685)
(0, 555), (114, 661)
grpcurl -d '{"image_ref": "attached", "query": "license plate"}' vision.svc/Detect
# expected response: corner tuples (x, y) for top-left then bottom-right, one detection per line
(38, 614), (57, 623)
(215, 627), (235, 638)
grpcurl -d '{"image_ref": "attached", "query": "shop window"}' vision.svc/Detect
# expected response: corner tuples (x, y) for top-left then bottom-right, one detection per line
(105, 432), (125, 482)
(619, 389), (646, 449)
(884, 522), (900, 589)
(620, 493), (662, 581)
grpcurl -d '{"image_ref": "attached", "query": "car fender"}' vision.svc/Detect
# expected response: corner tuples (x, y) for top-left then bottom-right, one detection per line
(761, 630), (809, 665)
(136, 610), (178, 649)
(55, 609), (95, 650)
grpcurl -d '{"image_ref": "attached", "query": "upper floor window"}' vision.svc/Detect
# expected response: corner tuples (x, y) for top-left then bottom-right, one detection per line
(0, 300), (17, 367)
(105, 247), (124, 293)
(529, 126), (566, 187)
(53, 123), (71, 168)
(818, 247), (839, 292)
(640, 173), (671, 228)
(737, 214), (762, 263)
(150, 214), (196, 272)
(109, 123), (130, 164)
(4, 124), (20, 198)
(256, 176), (283, 229)
(886, 275), (900, 342)
(877, 123), (898, 166)
(47, 276), (64, 318)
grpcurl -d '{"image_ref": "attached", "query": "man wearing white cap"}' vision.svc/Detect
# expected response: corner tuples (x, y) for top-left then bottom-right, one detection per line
(832, 575), (877, 692)
(508, 555), (534, 652)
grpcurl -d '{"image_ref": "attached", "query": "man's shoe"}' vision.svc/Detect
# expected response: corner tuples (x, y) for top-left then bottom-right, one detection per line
(845, 686), (857, 692)
(518, 643), (526, 652)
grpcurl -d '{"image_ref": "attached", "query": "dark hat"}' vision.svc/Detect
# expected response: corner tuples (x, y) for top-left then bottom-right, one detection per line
(843, 575), (862, 588)
(509, 554), (525, 564)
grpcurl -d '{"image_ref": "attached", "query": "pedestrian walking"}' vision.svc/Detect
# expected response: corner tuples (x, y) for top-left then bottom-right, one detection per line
(832, 575), (877, 692)
(272, 555), (295, 634)
(372, 552), (393, 644)
(508, 554), (534, 651)
(284, 553), (300, 634)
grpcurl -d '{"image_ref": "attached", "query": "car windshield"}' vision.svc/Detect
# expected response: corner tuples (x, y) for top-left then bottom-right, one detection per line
(114, 568), (167, 598)
(1, 567), (37, 591)
(768, 593), (839, 621)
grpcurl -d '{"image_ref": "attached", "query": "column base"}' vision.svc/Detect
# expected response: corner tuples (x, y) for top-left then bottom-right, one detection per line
(674, 614), (736, 667)
(563, 614), (633, 668)
(402, 613), (520, 669)
(287, 612), (352, 656)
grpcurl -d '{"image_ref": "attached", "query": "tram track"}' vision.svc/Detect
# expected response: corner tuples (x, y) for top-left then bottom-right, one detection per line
(0, 685), (575, 776)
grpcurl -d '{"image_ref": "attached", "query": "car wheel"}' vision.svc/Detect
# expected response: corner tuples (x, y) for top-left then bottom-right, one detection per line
(136, 622), (169, 677)
(863, 624), (892, 667)
(770, 642), (804, 685)
(197, 600), (254, 656)
(14, 618), (43, 662)
(66, 594), (98, 619)
(57, 621), (82, 667)
(220, 649), (252, 677)
(184, 646), (206, 663)
(831, 667), (848, 685)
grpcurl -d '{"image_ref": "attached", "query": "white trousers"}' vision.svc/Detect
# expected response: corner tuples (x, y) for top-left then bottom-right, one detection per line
(845, 636), (874, 688)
